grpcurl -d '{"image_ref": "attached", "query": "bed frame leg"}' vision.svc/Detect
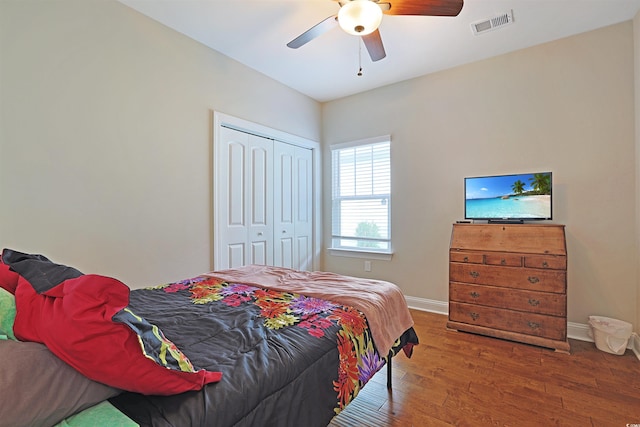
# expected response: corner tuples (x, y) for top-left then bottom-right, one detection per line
(386, 351), (392, 390)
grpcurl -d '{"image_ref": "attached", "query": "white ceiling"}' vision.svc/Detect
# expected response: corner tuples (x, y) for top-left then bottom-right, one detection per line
(119, 0), (640, 102)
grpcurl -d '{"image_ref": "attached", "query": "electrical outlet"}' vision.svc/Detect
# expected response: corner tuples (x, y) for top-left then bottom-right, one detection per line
(364, 260), (372, 272)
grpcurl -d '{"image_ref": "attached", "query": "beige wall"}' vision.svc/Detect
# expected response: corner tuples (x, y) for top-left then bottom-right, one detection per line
(1, 1), (638, 331)
(323, 22), (637, 327)
(0, 0), (321, 287)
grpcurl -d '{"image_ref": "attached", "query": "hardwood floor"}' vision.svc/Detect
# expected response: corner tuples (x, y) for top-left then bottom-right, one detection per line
(330, 309), (640, 426)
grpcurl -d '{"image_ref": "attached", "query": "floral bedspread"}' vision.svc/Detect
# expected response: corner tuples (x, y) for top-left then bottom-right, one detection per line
(162, 275), (386, 412)
(110, 275), (418, 427)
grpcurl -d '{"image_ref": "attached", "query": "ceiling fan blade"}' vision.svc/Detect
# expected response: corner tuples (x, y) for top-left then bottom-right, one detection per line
(362, 29), (386, 62)
(377, 2), (392, 12)
(287, 15), (338, 49)
(383, 0), (463, 16)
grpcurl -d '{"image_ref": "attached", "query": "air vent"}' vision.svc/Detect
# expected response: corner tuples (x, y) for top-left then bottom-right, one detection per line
(471, 10), (514, 35)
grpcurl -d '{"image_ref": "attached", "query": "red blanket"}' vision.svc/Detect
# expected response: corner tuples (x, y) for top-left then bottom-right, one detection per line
(10, 265), (221, 395)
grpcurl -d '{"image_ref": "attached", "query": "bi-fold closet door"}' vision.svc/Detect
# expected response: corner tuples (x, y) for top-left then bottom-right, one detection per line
(216, 125), (313, 271)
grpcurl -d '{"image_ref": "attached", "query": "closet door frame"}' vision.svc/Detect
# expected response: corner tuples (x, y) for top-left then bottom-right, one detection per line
(212, 111), (321, 271)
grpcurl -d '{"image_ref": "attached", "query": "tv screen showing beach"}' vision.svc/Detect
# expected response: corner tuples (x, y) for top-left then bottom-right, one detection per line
(465, 172), (552, 220)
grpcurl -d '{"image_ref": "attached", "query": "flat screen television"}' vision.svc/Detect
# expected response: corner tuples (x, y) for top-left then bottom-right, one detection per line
(464, 172), (552, 222)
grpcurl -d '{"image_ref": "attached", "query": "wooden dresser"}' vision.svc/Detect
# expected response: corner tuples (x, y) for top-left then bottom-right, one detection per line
(447, 223), (569, 353)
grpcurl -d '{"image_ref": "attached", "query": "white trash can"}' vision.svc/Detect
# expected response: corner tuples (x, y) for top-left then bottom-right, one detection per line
(588, 316), (633, 355)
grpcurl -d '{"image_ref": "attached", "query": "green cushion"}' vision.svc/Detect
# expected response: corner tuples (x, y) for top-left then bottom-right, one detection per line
(54, 401), (139, 427)
(0, 287), (17, 340)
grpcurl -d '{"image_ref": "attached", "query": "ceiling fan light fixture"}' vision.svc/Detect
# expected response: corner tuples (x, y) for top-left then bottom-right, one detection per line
(338, 0), (383, 36)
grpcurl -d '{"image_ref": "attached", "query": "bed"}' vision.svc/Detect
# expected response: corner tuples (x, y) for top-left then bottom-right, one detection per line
(0, 249), (418, 427)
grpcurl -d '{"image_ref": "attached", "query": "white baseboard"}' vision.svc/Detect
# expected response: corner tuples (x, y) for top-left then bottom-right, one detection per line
(567, 321), (592, 342)
(405, 295), (448, 315)
(405, 295), (636, 354)
(632, 333), (640, 361)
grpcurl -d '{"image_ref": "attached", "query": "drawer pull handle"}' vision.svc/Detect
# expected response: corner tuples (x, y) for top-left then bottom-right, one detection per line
(470, 291), (480, 299)
(528, 276), (540, 284)
(469, 271), (479, 279)
(470, 312), (479, 321)
(500, 259), (506, 265)
(463, 256), (469, 262)
(528, 321), (540, 330)
(528, 298), (540, 306)
(542, 261), (549, 268)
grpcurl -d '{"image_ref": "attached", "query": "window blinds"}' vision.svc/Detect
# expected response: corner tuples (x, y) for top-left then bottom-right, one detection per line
(331, 137), (391, 252)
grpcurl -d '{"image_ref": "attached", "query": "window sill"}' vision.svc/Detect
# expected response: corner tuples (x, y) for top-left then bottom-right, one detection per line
(328, 248), (393, 261)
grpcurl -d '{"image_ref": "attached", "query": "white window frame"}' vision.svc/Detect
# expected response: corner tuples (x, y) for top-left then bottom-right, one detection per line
(329, 135), (392, 260)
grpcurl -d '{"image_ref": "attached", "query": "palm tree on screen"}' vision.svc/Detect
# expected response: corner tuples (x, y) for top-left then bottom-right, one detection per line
(529, 173), (551, 194)
(511, 180), (526, 195)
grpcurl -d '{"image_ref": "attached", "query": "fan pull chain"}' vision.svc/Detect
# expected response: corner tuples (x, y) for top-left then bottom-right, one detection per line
(357, 39), (363, 76)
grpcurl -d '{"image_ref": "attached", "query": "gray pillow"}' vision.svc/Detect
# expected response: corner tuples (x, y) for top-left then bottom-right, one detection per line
(0, 340), (121, 427)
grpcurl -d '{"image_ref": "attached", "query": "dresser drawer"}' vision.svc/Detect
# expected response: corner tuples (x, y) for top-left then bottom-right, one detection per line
(524, 255), (567, 270)
(449, 282), (566, 316)
(450, 251), (484, 264)
(449, 223), (566, 255)
(449, 263), (566, 293)
(449, 302), (566, 341)
(484, 253), (522, 267)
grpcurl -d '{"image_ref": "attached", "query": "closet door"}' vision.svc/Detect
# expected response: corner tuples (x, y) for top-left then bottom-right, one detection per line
(214, 114), (317, 272)
(293, 145), (313, 271)
(273, 142), (295, 268)
(274, 141), (313, 270)
(217, 126), (273, 268)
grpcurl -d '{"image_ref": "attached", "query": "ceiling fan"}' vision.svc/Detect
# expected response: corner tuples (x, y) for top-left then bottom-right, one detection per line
(287, 0), (464, 62)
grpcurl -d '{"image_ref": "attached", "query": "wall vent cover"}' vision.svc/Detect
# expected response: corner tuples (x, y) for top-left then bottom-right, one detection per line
(471, 10), (514, 35)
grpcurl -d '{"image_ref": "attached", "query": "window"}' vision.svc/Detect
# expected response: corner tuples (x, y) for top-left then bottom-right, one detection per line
(331, 135), (391, 255)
